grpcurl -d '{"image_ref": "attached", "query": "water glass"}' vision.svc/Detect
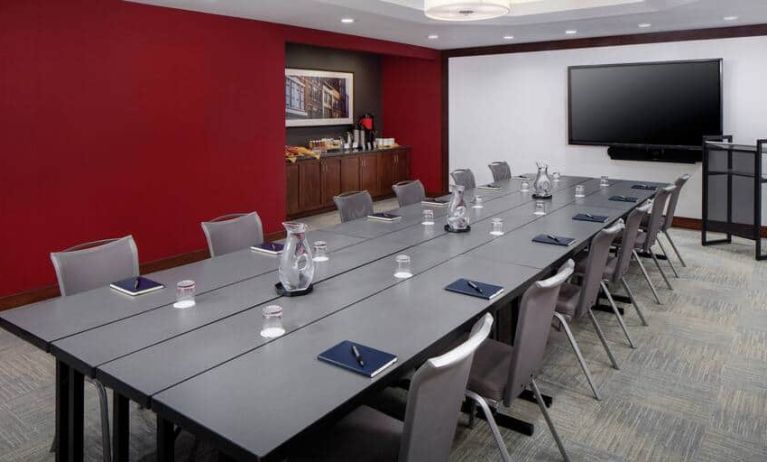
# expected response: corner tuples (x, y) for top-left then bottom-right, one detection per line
(534, 200), (546, 216)
(600, 176), (610, 188)
(422, 209), (435, 226)
(174, 280), (196, 309)
(472, 195), (484, 209)
(490, 218), (504, 236)
(260, 305), (285, 338)
(552, 171), (561, 181)
(312, 241), (328, 262)
(521, 180), (531, 192)
(575, 184), (585, 198)
(394, 254), (413, 279)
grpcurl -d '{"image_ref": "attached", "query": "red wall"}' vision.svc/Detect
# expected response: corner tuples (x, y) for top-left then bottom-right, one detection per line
(0, 0), (441, 298)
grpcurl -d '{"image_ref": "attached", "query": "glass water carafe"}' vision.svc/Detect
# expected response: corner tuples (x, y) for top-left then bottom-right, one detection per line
(533, 162), (553, 198)
(278, 222), (315, 292)
(446, 185), (470, 231)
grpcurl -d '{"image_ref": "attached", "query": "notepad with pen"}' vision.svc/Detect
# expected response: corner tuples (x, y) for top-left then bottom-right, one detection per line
(532, 234), (575, 247)
(631, 184), (657, 191)
(445, 278), (504, 300)
(367, 212), (401, 222)
(573, 213), (609, 223)
(318, 341), (398, 378)
(421, 198), (449, 206)
(478, 183), (502, 191)
(251, 242), (284, 255)
(110, 276), (164, 296)
(609, 195), (639, 203)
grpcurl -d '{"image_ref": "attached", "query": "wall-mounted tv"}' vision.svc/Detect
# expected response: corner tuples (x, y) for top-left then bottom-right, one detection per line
(568, 59), (723, 150)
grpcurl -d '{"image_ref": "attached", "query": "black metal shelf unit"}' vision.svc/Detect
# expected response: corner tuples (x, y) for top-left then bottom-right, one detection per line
(702, 136), (767, 260)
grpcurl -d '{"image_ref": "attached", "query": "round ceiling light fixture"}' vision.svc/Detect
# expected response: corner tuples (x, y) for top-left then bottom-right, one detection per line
(424, 0), (512, 21)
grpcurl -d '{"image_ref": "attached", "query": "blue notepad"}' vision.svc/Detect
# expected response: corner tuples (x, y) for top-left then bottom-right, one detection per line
(478, 183), (502, 191)
(318, 341), (398, 378)
(422, 198), (449, 206)
(367, 212), (401, 222)
(110, 276), (164, 296)
(573, 213), (609, 223)
(445, 278), (504, 300)
(532, 234), (575, 247)
(609, 195), (638, 203)
(251, 242), (284, 255)
(631, 184), (657, 191)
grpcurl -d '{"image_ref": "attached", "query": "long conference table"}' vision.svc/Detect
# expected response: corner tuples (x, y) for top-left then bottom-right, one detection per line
(0, 175), (664, 462)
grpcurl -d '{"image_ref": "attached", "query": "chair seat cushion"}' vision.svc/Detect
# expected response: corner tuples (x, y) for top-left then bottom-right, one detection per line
(291, 405), (403, 461)
(574, 254), (618, 281)
(467, 339), (513, 402)
(555, 282), (581, 318)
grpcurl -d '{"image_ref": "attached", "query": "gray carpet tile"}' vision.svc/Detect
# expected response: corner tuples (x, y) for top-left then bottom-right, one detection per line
(1, 228), (766, 461)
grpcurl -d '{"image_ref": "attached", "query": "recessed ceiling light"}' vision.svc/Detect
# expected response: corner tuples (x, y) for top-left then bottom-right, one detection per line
(341, 18), (355, 24)
(503, 35), (514, 40)
(565, 29), (577, 35)
(723, 15), (738, 21)
(638, 23), (652, 28)
(428, 34), (439, 39)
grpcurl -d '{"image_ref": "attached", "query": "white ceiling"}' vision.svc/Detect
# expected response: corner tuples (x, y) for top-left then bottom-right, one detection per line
(125, 0), (767, 50)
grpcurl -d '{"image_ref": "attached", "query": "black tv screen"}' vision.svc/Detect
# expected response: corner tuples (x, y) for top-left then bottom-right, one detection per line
(568, 60), (722, 148)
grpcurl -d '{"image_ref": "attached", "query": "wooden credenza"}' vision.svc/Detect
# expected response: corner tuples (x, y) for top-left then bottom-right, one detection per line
(286, 147), (410, 218)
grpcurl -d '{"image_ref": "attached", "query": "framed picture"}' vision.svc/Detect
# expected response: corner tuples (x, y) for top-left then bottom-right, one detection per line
(285, 69), (354, 127)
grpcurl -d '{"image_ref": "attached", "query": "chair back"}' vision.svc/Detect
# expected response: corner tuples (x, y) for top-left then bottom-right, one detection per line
(488, 162), (511, 182)
(613, 203), (652, 282)
(644, 185), (675, 250)
(450, 169), (476, 189)
(662, 174), (690, 231)
(201, 212), (264, 257)
(504, 260), (573, 406)
(392, 180), (426, 207)
(51, 236), (139, 296)
(575, 221), (624, 316)
(399, 313), (493, 462)
(333, 190), (374, 223)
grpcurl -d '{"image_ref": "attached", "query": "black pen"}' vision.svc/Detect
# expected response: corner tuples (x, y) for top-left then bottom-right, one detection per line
(134, 277), (140, 291)
(467, 280), (484, 295)
(585, 213), (594, 219)
(351, 344), (365, 367)
(547, 234), (561, 244)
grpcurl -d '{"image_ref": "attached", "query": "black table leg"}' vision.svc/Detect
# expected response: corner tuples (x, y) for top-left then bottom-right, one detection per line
(157, 416), (175, 462)
(55, 360), (70, 462)
(67, 368), (84, 462)
(113, 393), (130, 462)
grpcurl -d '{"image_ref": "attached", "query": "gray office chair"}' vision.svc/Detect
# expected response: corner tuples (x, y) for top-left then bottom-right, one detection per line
(201, 212), (264, 257)
(555, 222), (625, 401)
(392, 180), (426, 207)
(635, 185), (677, 293)
(291, 313), (493, 462)
(661, 174), (691, 268)
(49, 236), (140, 462)
(450, 168), (476, 189)
(488, 161), (512, 182)
(466, 261), (574, 462)
(333, 190), (374, 223)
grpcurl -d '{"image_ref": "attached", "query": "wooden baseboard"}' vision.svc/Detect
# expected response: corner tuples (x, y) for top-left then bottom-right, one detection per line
(0, 230), (287, 313)
(672, 217), (767, 238)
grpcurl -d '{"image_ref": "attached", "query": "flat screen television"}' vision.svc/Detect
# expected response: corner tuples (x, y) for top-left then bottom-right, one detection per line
(568, 59), (722, 149)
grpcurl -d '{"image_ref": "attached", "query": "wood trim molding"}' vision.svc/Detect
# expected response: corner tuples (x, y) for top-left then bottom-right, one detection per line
(445, 24), (767, 58)
(672, 217), (767, 238)
(0, 230), (287, 312)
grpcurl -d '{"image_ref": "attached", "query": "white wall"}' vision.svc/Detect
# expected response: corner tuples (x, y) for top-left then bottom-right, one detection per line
(449, 35), (767, 219)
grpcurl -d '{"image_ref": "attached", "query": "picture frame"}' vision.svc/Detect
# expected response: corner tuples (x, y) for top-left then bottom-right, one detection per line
(285, 68), (354, 127)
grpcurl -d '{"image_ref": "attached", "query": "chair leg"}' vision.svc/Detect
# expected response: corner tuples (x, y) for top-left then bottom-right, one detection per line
(93, 380), (112, 462)
(633, 250), (663, 304)
(465, 391), (511, 462)
(585, 309), (620, 370)
(620, 277), (648, 326)
(553, 313), (601, 400)
(650, 249), (674, 290)
(663, 230), (687, 267)
(656, 238), (679, 278)
(601, 282), (636, 349)
(530, 379), (571, 462)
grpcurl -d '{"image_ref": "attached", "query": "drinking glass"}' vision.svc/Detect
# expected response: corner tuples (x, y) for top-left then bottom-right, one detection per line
(472, 195), (484, 209)
(260, 305), (285, 338)
(552, 171), (561, 181)
(174, 280), (196, 309)
(575, 184), (585, 198)
(534, 200), (546, 216)
(490, 218), (504, 236)
(312, 241), (328, 262)
(600, 176), (610, 188)
(422, 209), (435, 226)
(521, 180), (531, 192)
(394, 255), (413, 279)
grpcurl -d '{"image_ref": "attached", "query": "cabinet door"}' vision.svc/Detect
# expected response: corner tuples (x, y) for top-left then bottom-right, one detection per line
(377, 153), (396, 196)
(360, 154), (379, 195)
(298, 161), (323, 211)
(286, 163), (300, 215)
(394, 149), (410, 184)
(340, 156), (360, 193)
(321, 158), (341, 207)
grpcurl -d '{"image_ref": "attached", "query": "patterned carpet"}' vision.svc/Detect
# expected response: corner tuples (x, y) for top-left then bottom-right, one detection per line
(1, 227), (766, 461)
